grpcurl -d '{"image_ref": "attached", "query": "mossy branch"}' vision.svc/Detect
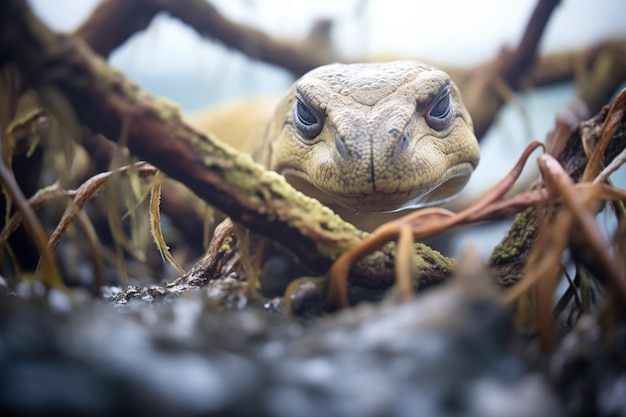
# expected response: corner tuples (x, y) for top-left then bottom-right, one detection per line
(0, 0), (453, 289)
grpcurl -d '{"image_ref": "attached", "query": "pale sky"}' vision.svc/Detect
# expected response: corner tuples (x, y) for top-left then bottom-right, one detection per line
(28, 0), (626, 74)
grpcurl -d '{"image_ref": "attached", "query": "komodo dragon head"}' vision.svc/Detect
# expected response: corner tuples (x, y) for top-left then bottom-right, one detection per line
(260, 61), (480, 213)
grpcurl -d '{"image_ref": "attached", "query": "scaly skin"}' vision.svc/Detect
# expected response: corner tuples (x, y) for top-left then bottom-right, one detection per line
(189, 61), (480, 230)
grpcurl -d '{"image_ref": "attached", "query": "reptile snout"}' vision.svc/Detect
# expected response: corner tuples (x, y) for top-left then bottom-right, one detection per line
(268, 61), (480, 215)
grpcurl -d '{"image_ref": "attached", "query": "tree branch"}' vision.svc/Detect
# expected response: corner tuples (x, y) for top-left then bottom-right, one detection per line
(75, 0), (625, 141)
(502, 0), (561, 86)
(457, 0), (561, 138)
(76, 0), (337, 76)
(0, 0), (453, 290)
(76, 0), (159, 59)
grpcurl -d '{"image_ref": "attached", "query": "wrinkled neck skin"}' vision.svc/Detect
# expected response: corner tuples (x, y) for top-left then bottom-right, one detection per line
(257, 61), (480, 231)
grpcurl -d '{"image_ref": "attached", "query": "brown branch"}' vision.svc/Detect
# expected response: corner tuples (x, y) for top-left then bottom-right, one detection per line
(501, 0), (561, 86)
(0, 0), (453, 290)
(175, 217), (235, 287)
(76, 0), (337, 76)
(457, 0), (560, 138)
(153, 0), (336, 76)
(76, 0), (159, 59)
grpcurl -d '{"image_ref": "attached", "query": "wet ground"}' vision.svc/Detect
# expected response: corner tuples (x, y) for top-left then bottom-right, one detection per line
(0, 273), (624, 417)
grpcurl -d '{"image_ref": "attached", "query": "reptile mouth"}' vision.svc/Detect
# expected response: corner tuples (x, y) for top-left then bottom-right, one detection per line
(282, 162), (474, 213)
(384, 162), (475, 212)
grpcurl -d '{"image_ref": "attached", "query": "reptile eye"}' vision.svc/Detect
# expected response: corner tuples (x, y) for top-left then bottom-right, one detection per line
(425, 91), (455, 131)
(294, 94), (323, 139)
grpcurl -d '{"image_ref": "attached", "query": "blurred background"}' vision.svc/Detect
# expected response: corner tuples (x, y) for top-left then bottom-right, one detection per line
(25, 0), (626, 257)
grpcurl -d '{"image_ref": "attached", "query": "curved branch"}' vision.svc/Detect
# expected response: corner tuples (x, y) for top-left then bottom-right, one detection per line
(0, 0), (453, 290)
(76, 0), (159, 59)
(76, 0), (337, 76)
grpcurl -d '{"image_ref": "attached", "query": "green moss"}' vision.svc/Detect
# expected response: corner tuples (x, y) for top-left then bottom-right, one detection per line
(488, 208), (536, 265)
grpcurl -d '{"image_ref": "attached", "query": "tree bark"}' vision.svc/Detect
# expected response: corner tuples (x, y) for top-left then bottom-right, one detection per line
(0, 0), (453, 290)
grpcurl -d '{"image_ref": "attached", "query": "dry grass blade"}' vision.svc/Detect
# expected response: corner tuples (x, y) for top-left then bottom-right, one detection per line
(236, 224), (262, 295)
(582, 88), (626, 182)
(550, 178), (626, 301)
(75, 209), (106, 292)
(127, 156), (144, 200)
(48, 162), (158, 251)
(202, 204), (215, 250)
(553, 267), (583, 319)
(594, 146), (626, 183)
(0, 155), (63, 288)
(503, 146), (626, 349)
(1, 243), (20, 283)
(0, 183), (68, 288)
(0, 66), (20, 166)
(105, 167), (155, 265)
(394, 225), (415, 302)
(41, 162), (158, 288)
(0, 183), (69, 248)
(149, 170), (185, 274)
(123, 156), (155, 257)
(1, 66), (21, 234)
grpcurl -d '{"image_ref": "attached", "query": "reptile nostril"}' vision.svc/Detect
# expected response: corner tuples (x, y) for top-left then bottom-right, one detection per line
(386, 125), (410, 155)
(387, 127), (409, 146)
(401, 130), (409, 144)
(334, 133), (351, 158)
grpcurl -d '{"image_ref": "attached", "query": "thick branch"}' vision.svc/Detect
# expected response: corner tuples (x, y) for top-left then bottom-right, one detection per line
(153, 0), (336, 76)
(76, 0), (159, 59)
(0, 0), (453, 289)
(76, 0), (336, 76)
